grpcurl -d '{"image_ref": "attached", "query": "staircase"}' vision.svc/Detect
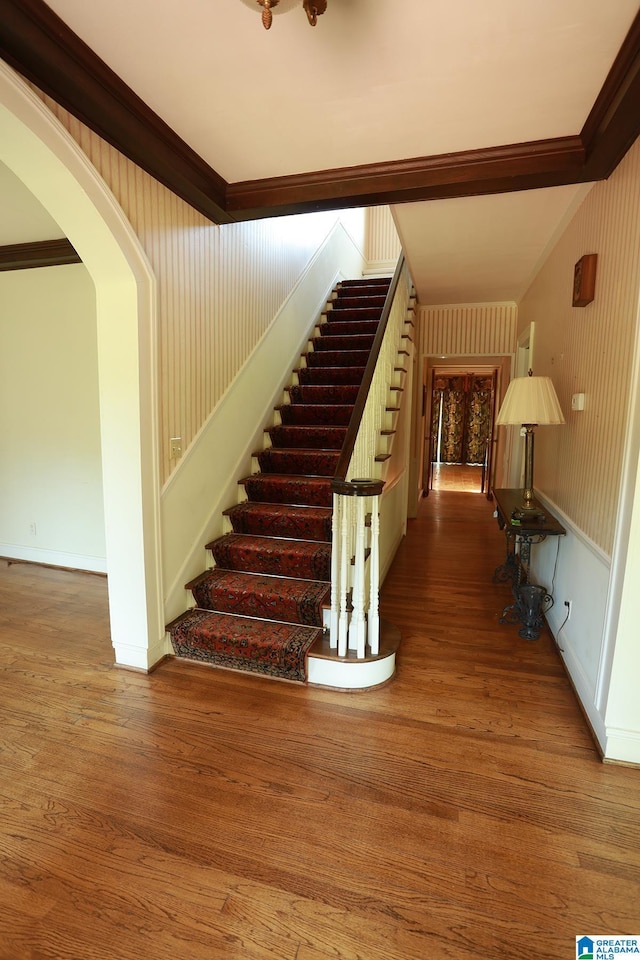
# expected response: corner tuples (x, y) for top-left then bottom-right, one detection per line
(167, 276), (392, 682)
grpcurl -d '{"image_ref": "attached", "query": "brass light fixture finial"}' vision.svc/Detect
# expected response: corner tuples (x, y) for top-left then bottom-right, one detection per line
(259, 0), (276, 29)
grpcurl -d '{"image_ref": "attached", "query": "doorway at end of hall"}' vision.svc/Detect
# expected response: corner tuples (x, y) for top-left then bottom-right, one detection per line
(426, 370), (497, 495)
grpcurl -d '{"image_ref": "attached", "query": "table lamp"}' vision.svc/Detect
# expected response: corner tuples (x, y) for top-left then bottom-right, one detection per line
(495, 373), (565, 518)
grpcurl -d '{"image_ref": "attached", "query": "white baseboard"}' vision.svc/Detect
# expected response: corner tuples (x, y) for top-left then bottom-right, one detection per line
(113, 632), (171, 671)
(603, 727), (640, 765)
(554, 633), (608, 755)
(0, 542), (107, 574)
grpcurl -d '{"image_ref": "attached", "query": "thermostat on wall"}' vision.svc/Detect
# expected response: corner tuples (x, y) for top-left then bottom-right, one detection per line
(571, 393), (585, 411)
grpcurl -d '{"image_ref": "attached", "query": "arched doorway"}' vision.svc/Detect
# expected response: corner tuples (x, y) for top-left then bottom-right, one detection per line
(0, 63), (164, 670)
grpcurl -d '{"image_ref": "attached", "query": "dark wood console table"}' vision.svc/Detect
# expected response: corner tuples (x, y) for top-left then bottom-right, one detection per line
(492, 488), (566, 585)
(492, 489), (566, 639)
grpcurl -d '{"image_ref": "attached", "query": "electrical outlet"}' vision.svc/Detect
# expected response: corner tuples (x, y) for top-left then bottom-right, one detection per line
(29, 522), (37, 536)
(564, 600), (572, 619)
(170, 437), (183, 459)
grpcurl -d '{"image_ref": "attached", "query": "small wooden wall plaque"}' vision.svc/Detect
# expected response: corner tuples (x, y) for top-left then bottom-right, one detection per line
(572, 253), (597, 307)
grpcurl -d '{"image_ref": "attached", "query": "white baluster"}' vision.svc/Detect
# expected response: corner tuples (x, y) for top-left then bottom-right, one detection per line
(338, 494), (350, 657)
(349, 494), (367, 658)
(368, 494), (381, 655)
(329, 493), (340, 649)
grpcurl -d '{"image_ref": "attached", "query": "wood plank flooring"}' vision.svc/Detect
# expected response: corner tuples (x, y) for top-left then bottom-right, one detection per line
(1, 492), (639, 960)
(431, 463), (483, 492)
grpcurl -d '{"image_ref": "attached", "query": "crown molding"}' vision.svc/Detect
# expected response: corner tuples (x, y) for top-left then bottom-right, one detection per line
(0, 238), (81, 271)
(1, 0), (639, 223)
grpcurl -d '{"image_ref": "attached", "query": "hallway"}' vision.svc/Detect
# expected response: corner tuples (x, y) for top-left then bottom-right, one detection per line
(1, 491), (639, 959)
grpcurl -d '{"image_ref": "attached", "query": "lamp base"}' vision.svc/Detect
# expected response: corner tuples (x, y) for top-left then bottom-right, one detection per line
(512, 504), (546, 522)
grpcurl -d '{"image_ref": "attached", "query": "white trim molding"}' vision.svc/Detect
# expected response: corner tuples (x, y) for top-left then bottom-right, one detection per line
(0, 62), (164, 670)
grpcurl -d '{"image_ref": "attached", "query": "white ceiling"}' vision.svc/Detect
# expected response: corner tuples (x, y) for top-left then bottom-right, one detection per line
(397, 182), (593, 305)
(5, 0), (640, 304)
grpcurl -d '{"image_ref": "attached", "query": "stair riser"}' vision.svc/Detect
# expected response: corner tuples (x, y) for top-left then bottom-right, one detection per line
(257, 449), (339, 476)
(267, 425), (347, 449)
(339, 279), (391, 291)
(287, 385), (360, 404)
(279, 404), (353, 426)
(241, 475), (333, 507)
(305, 350), (370, 368)
(297, 367), (365, 385)
(210, 539), (331, 580)
(331, 297), (386, 310)
(312, 335), (375, 352)
(224, 503), (331, 541)
(326, 307), (383, 321)
(318, 320), (379, 337)
(191, 575), (329, 627)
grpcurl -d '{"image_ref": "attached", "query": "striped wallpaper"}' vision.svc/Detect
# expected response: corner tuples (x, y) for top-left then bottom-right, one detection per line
(365, 206), (401, 266)
(32, 91), (375, 484)
(518, 138), (640, 556)
(418, 303), (517, 358)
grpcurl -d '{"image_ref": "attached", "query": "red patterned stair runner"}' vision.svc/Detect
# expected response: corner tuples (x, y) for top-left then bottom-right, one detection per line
(168, 276), (391, 682)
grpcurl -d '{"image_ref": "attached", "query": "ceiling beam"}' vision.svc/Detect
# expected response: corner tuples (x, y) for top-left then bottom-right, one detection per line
(0, 238), (80, 271)
(581, 9), (640, 179)
(1, 0), (639, 223)
(225, 137), (586, 220)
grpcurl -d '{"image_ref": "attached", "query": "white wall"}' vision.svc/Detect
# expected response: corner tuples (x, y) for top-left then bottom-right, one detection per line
(0, 263), (106, 570)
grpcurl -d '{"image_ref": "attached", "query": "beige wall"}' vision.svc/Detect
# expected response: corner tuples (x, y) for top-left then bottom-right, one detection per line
(0, 263), (105, 568)
(518, 139), (640, 556)
(36, 91), (369, 485)
(418, 303), (517, 357)
(366, 206), (402, 270)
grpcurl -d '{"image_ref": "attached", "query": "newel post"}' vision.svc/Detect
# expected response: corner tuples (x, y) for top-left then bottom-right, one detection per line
(330, 477), (384, 657)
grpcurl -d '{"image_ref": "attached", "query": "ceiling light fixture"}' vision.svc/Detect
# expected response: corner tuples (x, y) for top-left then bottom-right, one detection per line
(240, 0), (327, 30)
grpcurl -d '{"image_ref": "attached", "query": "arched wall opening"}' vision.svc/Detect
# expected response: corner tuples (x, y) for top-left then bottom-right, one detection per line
(0, 62), (165, 670)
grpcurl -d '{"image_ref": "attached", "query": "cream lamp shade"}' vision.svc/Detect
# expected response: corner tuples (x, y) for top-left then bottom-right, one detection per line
(496, 375), (565, 427)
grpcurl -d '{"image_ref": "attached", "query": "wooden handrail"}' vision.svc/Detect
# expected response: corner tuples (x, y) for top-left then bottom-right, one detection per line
(331, 253), (405, 489)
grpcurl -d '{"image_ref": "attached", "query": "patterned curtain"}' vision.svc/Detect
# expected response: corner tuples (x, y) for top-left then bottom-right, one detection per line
(466, 376), (493, 464)
(430, 390), (441, 463)
(432, 374), (494, 465)
(436, 376), (466, 463)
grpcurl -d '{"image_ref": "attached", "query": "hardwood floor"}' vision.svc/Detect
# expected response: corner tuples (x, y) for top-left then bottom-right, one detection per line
(431, 463), (483, 492)
(1, 493), (639, 960)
